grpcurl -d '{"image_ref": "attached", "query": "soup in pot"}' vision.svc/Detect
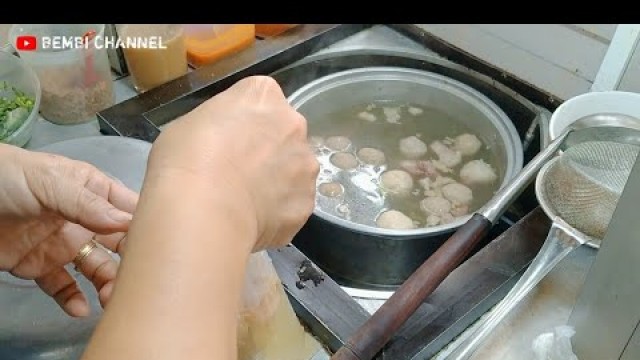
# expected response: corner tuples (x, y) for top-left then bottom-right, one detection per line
(309, 101), (502, 230)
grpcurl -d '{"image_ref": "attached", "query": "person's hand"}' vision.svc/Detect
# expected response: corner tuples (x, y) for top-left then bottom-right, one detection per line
(0, 144), (138, 317)
(147, 76), (319, 251)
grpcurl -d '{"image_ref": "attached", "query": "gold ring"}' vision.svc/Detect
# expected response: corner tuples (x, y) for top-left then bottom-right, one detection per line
(73, 239), (98, 270)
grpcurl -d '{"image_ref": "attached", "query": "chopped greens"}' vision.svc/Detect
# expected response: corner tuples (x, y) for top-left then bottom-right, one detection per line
(0, 81), (35, 141)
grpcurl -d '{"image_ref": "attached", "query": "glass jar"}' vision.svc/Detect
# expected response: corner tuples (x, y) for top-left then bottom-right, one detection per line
(10, 24), (115, 125)
(118, 24), (188, 93)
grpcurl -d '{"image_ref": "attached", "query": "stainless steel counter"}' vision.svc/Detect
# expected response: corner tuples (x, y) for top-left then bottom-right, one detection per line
(22, 25), (597, 359)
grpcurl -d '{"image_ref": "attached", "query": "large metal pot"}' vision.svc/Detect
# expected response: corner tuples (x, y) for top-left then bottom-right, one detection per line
(289, 67), (524, 291)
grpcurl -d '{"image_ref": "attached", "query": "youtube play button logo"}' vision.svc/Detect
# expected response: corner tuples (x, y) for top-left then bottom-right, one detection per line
(16, 35), (37, 51)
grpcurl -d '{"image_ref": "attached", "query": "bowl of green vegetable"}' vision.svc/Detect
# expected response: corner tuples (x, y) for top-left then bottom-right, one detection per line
(0, 51), (40, 147)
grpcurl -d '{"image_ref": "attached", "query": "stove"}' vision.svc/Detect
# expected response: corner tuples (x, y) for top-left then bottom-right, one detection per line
(98, 24), (554, 359)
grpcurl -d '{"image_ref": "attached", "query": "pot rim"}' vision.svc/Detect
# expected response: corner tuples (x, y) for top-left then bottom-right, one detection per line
(289, 66), (524, 238)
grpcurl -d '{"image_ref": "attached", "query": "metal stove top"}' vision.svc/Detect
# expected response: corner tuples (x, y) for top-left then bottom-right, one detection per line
(98, 25), (555, 359)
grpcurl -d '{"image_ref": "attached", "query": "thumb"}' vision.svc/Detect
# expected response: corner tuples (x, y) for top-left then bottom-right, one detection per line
(56, 186), (133, 234)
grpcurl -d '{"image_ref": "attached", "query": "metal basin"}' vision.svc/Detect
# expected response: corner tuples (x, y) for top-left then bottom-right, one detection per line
(288, 67), (524, 289)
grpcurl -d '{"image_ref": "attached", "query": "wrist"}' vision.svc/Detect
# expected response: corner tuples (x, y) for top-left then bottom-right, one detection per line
(141, 167), (259, 254)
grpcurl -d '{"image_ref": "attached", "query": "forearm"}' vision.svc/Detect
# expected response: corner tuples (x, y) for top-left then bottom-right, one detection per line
(82, 170), (257, 360)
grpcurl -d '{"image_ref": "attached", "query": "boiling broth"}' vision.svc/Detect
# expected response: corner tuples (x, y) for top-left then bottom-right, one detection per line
(308, 101), (503, 229)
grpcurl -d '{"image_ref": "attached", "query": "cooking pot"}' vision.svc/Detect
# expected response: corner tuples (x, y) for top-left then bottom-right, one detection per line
(288, 67), (524, 291)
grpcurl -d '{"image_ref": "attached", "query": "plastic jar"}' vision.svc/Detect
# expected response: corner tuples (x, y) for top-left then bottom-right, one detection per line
(118, 24), (188, 93)
(184, 24), (255, 67)
(255, 24), (300, 37)
(10, 24), (115, 125)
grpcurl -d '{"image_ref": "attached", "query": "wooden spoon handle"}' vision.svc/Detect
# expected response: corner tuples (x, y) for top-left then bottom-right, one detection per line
(331, 213), (492, 360)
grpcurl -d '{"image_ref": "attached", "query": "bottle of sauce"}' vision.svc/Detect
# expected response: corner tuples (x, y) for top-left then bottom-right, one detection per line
(118, 24), (188, 93)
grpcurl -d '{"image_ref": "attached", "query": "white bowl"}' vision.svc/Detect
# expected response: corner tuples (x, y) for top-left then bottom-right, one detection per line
(549, 91), (640, 140)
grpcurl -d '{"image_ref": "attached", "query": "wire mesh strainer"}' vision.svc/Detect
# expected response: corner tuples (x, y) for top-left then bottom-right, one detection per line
(444, 140), (640, 360)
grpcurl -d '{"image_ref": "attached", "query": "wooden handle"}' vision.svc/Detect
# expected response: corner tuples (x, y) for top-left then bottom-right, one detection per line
(331, 213), (492, 360)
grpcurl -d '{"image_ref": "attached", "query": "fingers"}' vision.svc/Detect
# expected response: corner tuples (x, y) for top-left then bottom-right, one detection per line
(63, 186), (133, 234)
(73, 241), (119, 308)
(95, 232), (127, 255)
(35, 267), (90, 317)
(105, 177), (139, 214)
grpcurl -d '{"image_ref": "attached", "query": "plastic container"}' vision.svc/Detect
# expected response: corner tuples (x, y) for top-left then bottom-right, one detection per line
(10, 24), (114, 125)
(1, 24), (13, 53)
(118, 24), (188, 93)
(255, 24), (299, 37)
(184, 24), (255, 67)
(0, 51), (41, 147)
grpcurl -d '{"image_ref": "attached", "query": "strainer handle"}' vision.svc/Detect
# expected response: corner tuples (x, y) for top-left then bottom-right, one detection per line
(444, 222), (583, 360)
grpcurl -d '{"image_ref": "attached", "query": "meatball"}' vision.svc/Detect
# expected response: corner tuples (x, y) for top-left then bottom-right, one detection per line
(432, 176), (456, 189)
(325, 136), (351, 151)
(383, 107), (402, 124)
(380, 170), (414, 196)
(440, 213), (455, 224)
(399, 135), (428, 159)
(357, 147), (386, 166)
(418, 177), (432, 191)
(318, 182), (343, 197)
(376, 210), (416, 230)
(460, 159), (498, 185)
(358, 111), (377, 122)
(430, 140), (462, 168)
(454, 133), (483, 156)
(420, 196), (452, 216)
(407, 106), (424, 116)
(330, 152), (358, 170)
(451, 204), (470, 217)
(441, 183), (473, 205)
(426, 214), (441, 226)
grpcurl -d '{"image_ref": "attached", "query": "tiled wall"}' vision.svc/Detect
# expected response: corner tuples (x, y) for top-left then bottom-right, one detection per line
(415, 24), (622, 100)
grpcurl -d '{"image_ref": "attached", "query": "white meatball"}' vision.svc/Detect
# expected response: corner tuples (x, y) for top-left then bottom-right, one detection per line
(432, 176), (456, 189)
(430, 140), (462, 168)
(330, 152), (358, 170)
(318, 182), (343, 197)
(407, 106), (424, 116)
(451, 204), (470, 217)
(441, 183), (473, 205)
(380, 170), (414, 196)
(454, 133), (482, 157)
(418, 177), (432, 191)
(309, 136), (324, 148)
(383, 107), (402, 124)
(426, 214), (441, 226)
(325, 136), (351, 151)
(376, 210), (416, 229)
(399, 136), (428, 159)
(357, 147), (386, 165)
(358, 111), (377, 122)
(440, 213), (455, 224)
(460, 159), (498, 185)
(420, 196), (452, 216)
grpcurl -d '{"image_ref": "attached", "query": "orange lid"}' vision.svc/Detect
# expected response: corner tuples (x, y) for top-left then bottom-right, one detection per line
(185, 24), (255, 67)
(255, 24), (299, 37)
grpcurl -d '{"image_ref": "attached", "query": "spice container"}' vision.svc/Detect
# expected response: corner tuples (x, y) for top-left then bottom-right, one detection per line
(9, 24), (114, 125)
(118, 24), (188, 93)
(255, 24), (300, 37)
(1, 24), (13, 53)
(184, 24), (255, 67)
